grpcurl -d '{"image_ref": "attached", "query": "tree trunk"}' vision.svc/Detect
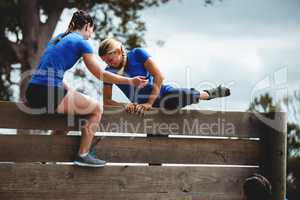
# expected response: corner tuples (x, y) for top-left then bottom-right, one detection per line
(17, 0), (64, 134)
(19, 0), (40, 102)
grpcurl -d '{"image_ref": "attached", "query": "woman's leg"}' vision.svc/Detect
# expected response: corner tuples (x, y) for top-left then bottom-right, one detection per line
(159, 88), (210, 111)
(159, 86), (230, 111)
(199, 91), (209, 100)
(194, 85), (232, 100)
(55, 89), (102, 155)
(203, 85), (231, 100)
(51, 82), (72, 136)
(160, 88), (201, 111)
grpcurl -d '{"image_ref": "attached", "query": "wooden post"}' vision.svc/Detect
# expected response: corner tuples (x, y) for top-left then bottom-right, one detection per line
(260, 112), (287, 200)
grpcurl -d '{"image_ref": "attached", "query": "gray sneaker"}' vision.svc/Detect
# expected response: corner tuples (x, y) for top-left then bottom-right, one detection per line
(74, 153), (106, 167)
(204, 85), (231, 100)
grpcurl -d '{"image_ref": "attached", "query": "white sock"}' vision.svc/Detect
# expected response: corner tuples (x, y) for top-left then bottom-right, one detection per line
(79, 152), (89, 157)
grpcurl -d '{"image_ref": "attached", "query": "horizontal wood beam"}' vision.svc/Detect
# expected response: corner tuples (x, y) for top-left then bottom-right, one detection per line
(0, 101), (286, 138)
(0, 164), (258, 200)
(0, 135), (262, 165)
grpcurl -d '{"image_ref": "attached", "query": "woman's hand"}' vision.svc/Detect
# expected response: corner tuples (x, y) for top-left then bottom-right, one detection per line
(125, 103), (152, 116)
(125, 103), (137, 113)
(130, 76), (148, 88)
(134, 103), (152, 115)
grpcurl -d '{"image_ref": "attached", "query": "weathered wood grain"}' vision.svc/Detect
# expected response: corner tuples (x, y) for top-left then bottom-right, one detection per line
(0, 135), (262, 165)
(0, 101), (286, 137)
(0, 164), (258, 200)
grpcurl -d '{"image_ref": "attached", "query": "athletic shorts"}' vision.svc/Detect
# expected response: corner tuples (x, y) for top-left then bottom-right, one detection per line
(139, 88), (200, 110)
(25, 83), (68, 113)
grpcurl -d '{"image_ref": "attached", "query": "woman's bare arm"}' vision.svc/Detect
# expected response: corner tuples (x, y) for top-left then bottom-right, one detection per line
(103, 84), (127, 106)
(143, 58), (164, 106)
(82, 53), (147, 87)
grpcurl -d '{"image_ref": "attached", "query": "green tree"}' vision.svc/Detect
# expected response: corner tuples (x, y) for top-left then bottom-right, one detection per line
(247, 93), (277, 113)
(0, 0), (223, 102)
(0, 0), (175, 102)
(283, 90), (300, 200)
(248, 92), (300, 200)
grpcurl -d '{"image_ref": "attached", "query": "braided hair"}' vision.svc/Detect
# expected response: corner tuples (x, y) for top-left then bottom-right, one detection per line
(53, 10), (94, 45)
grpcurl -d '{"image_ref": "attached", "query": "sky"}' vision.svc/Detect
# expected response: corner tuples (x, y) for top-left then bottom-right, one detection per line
(55, 0), (300, 112)
(2, 0), (299, 135)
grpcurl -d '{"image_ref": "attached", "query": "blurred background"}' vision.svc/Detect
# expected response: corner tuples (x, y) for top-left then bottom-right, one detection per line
(0, 0), (299, 199)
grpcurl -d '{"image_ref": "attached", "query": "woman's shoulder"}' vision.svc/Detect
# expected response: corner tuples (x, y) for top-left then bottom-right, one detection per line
(48, 33), (65, 44)
(130, 47), (148, 55)
(49, 32), (85, 45)
(68, 33), (93, 53)
(54, 33), (65, 38)
(129, 47), (151, 63)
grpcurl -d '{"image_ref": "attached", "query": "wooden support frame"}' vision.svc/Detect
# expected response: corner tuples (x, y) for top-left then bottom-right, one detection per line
(0, 101), (287, 200)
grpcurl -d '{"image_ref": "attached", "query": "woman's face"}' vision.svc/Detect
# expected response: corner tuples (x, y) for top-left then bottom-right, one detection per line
(101, 48), (123, 68)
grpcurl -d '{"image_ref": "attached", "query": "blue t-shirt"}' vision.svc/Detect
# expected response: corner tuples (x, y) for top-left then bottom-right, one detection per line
(104, 48), (172, 105)
(30, 32), (93, 87)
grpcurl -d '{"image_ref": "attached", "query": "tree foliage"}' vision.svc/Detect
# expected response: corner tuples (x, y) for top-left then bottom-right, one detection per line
(0, 0), (174, 101)
(0, 0), (223, 101)
(247, 93), (278, 113)
(248, 92), (300, 200)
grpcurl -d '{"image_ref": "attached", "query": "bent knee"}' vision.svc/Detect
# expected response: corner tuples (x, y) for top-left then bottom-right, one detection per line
(94, 104), (102, 115)
(91, 104), (102, 122)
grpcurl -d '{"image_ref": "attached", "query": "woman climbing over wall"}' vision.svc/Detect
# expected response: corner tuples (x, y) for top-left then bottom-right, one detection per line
(25, 10), (147, 167)
(98, 38), (231, 114)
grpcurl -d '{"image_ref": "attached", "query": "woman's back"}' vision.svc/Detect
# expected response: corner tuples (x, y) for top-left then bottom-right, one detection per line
(31, 32), (93, 87)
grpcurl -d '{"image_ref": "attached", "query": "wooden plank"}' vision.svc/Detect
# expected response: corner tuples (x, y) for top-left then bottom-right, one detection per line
(0, 101), (83, 131)
(0, 135), (262, 165)
(0, 192), (241, 200)
(0, 164), (258, 200)
(0, 101), (285, 138)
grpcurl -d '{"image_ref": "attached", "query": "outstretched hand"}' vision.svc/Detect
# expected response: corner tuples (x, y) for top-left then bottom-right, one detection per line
(130, 76), (148, 88)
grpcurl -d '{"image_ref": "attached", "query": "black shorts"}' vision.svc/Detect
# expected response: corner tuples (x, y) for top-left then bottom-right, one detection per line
(158, 88), (200, 110)
(137, 88), (200, 111)
(25, 83), (68, 113)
